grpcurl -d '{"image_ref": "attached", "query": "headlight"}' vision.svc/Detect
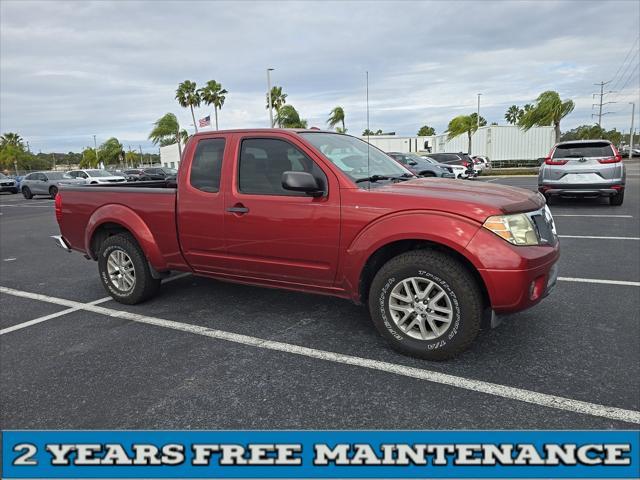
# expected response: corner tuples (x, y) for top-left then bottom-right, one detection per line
(483, 213), (539, 246)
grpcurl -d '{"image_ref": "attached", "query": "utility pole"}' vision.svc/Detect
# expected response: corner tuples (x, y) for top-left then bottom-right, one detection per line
(592, 81), (615, 127)
(139, 145), (145, 166)
(476, 93), (482, 128)
(629, 102), (635, 160)
(267, 68), (274, 128)
(93, 135), (100, 168)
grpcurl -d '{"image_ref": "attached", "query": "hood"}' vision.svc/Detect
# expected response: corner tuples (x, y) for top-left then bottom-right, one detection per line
(375, 178), (545, 221)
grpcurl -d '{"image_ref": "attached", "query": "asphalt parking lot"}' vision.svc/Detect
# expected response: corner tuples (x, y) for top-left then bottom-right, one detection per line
(1, 161), (639, 430)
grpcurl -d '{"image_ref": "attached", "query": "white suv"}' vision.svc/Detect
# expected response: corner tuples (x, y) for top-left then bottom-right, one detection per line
(67, 169), (126, 184)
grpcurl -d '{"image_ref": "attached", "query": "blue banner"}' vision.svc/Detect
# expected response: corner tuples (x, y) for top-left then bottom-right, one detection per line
(2, 430), (638, 478)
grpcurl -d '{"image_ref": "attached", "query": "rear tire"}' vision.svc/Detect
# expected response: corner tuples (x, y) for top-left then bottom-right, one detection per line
(10, 188), (18, 194)
(49, 186), (58, 198)
(98, 233), (161, 305)
(22, 187), (33, 199)
(368, 250), (483, 360)
(610, 190), (624, 206)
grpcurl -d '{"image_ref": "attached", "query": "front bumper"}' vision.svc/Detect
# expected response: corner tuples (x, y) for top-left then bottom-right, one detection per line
(0, 183), (17, 191)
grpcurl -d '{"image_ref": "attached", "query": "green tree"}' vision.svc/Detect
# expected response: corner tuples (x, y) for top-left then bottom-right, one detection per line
(504, 105), (521, 125)
(469, 113), (487, 127)
(446, 115), (478, 153)
(149, 113), (188, 158)
(417, 125), (436, 136)
(560, 124), (623, 145)
(1, 132), (24, 149)
(518, 91), (575, 142)
(266, 86), (288, 127)
(175, 80), (201, 133)
(327, 106), (346, 133)
(199, 80), (228, 130)
(99, 138), (124, 166)
(80, 147), (98, 168)
(275, 105), (307, 128)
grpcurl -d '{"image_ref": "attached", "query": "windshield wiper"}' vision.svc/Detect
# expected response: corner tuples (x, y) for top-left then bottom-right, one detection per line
(355, 173), (415, 184)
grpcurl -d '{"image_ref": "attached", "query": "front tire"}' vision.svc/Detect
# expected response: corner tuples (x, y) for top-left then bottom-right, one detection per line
(49, 186), (58, 198)
(368, 250), (483, 360)
(10, 188), (18, 194)
(22, 187), (33, 199)
(98, 233), (161, 304)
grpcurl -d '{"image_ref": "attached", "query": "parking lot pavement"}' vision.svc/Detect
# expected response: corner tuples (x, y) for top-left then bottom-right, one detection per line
(1, 171), (639, 430)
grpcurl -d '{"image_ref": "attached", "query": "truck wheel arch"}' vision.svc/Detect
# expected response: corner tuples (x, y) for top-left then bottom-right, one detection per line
(343, 212), (489, 307)
(85, 205), (168, 271)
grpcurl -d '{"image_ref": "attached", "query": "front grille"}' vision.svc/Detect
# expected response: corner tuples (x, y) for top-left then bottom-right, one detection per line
(529, 207), (557, 246)
(108, 179), (126, 183)
(1, 182), (13, 186)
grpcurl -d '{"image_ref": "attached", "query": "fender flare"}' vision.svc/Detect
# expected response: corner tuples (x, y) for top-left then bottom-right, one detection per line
(85, 204), (168, 271)
(341, 211), (483, 297)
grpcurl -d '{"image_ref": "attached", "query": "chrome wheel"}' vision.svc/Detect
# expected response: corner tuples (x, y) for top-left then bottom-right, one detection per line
(388, 277), (454, 340)
(106, 249), (136, 292)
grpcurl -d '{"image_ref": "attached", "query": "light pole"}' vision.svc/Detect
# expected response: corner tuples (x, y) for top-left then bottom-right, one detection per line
(629, 102), (636, 160)
(476, 93), (482, 128)
(93, 135), (99, 168)
(267, 68), (274, 128)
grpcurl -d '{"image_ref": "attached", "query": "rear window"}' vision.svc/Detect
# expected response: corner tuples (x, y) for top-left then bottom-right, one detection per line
(190, 138), (225, 192)
(553, 142), (614, 158)
(432, 154), (461, 164)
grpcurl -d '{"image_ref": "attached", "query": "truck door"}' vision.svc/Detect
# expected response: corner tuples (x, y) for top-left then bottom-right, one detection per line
(223, 135), (341, 286)
(176, 135), (228, 273)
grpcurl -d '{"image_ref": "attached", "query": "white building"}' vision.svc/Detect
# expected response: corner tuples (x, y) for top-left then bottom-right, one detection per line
(361, 125), (555, 161)
(160, 143), (182, 169)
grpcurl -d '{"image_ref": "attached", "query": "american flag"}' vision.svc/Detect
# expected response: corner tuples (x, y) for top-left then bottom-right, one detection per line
(198, 115), (211, 127)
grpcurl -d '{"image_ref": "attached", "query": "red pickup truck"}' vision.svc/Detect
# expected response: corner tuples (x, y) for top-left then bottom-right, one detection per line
(55, 129), (559, 360)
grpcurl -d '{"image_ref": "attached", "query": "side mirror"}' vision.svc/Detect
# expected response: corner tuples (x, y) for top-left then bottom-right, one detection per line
(282, 171), (323, 197)
(408, 161), (418, 166)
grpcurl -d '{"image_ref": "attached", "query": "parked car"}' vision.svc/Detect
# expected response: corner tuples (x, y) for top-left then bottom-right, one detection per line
(538, 139), (625, 206)
(67, 169), (127, 184)
(419, 155), (467, 179)
(473, 155), (491, 169)
(427, 153), (476, 178)
(141, 167), (178, 181)
(54, 129), (559, 360)
(618, 146), (640, 158)
(0, 172), (19, 194)
(386, 152), (455, 178)
(122, 169), (151, 181)
(20, 171), (86, 199)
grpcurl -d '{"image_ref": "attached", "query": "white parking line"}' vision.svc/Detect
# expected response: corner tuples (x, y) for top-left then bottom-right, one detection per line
(0, 284), (638, 424)
(0, 273), (191, 336)
(558, 277), (640, 287)
(553, 214), (634, 218)
(558, 235), (640, 240)
(0, 204), (52, 208)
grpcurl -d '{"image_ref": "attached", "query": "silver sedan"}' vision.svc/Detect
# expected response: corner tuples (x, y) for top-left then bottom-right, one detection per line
(20, 171), (86, 199)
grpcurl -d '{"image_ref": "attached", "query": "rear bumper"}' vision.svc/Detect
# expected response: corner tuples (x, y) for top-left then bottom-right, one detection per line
(539, 182), (625, 197)
(52, 235), (72, 252)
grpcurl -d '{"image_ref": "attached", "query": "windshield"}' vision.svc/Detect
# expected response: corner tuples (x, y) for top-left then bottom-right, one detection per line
(47, 172), (73, 180)
(300, 132), (412, 186)
(163, 168), (178, 174)
(86, 169), (114, 177)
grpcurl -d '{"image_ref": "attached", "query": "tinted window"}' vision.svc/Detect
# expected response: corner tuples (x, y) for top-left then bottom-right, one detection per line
(46, 172), (71, 180)
(190, 138), (225, 193)
(553, 142), (614, 158)
(239, 138), (327, 196)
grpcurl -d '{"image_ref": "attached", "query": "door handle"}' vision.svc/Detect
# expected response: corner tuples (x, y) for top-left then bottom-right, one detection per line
(226, 204), (249, 214)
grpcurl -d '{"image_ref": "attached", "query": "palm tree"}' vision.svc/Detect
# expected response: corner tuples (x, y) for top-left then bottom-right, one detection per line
(175, 80), (201, 133)
(1, 132), (24, 149)
(327, 106), (346, 133)
(148, 113), (188, 159)
(275, 105), (307, 128)
(446, 115), (478, 153)
(518, 91), (575, 142)
(505, 105), (521, 125)
(266, 86), (287, 127)
(199, 80), (228, 130)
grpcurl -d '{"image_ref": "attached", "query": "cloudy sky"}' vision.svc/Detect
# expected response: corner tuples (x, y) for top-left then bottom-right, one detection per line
(1, 0), (639, 153)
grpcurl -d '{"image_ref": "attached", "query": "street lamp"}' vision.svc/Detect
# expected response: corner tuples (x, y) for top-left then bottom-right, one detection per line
(267, 68), (274, 128)
(477, 93), (483, 128)
(629, 102), (635, 160)
(93, 135), (100, 167)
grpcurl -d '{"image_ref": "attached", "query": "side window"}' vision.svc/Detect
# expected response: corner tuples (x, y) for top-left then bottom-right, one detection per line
(24, 174), (33, 180)
(190, 138), (225, 193)
(39, 173), (48, 181)
(238, 138), (327, 196)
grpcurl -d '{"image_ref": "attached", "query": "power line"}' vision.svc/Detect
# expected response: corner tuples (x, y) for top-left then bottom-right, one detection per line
(609, 36), (639, 88)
